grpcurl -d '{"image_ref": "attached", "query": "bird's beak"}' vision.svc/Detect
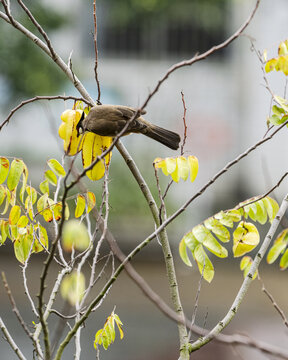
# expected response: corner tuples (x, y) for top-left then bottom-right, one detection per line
(76, 111), (85, 137)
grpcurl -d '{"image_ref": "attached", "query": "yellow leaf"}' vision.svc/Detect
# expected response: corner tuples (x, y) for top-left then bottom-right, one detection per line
(233, 222), (260, 257)
(17, 215), (29, 228)
(0, 220), (9, 244)
(0, 185), (6, 206)
(176, 156), (189, 181)
(20, 163), (29, 203)
(0, 157), (9, 184)
(14, 233), (33, 264)
(1, 189), (11, 215)
(52, 202), (62, 221)
(45, 170), (57, 186)
(33, 225), (49, 252)
(179, 237), (192, 267)
(39, 179), (49, 195)
(82, 133), (109, 181)
(188, 155), (199, 182)
(47, 159), (66, 177)
(87, 191), (96, 213)
(59, 109), (83, 155)
(75, 195), (86, 218)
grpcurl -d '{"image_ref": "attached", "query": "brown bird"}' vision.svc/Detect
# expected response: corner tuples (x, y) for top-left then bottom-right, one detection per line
(76, 105), (181, 150)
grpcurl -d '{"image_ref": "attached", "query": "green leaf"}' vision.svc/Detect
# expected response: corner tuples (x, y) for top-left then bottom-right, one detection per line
(94, 311), (124, 351)
(240, 256), (257, 279)
(274, 95), (288, 112)
(0, 220), (9, 244)
(214, 210), (241, 228)
(17, 215), (29, 228)
(272, 104), (286, 117)
(179, 237), (192, 266)
(19, 163), (29, 203)
(45, 170), (58, 186)
(47, 159), (66, 177)
(33, 224), (49, 252)
(26, 186), (38, 204)
(0, 157), (9, 184)
(0, 185), (6, 206)
(182, 231), (199, 253)
(262, 197), (279, 223)
(267, 229), (288, 264)
(39, 179), (49, 195)
(1, 189), (11, 215)
(192, 225), (227, 258)
(75, 195), (86, 218)
(14, 233), (33, 264)
(280, 249), (288, 270)
(193, 244), (214, 283)
(254, 200), (267, 224)
(203, 235), (228, 258)
(244, 202), (258, 221)
(204, 217), (230, 243)
(37, 193), (49, 213)
(268, 114), (284, 126)
(62, 219), (90, 252)
(9, 205), (21, 225)
(7, 159), (24, 191)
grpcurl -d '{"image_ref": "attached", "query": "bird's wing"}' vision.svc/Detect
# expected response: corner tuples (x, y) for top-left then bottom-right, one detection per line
(113, 105), (146, 118)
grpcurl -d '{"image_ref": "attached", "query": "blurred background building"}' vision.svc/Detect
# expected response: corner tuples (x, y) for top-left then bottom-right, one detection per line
(0, 0), (288, 359)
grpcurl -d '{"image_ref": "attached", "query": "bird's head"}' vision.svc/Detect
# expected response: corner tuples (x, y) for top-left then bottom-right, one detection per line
(76, 111), (85, 137)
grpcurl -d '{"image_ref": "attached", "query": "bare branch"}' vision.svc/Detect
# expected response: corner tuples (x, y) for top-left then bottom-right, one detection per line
(190, 191), (288, 352)
(258, 274), (288, 328)
(0, 317), (27, 360)
(180, 91), (188, 155)
(0, 95), (93, 131)
(16, 0), (57, 59)
(93, 0), (101, 103)
(140, 0), (261, 110)
(1, 272), (43, 359)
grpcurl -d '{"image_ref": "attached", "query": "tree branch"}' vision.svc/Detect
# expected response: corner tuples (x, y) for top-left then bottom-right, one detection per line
(0, 317), (27, 360)
(140, 0), (261, 110)
(0, 96), (93, 131)
(190, 192), (288, 352)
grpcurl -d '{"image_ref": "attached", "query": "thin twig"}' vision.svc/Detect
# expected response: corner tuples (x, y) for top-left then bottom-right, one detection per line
(0, 95), (93, 131)
(188, 267), (205, 341)
(1, 272), (43, 359)
(180, 91), (188, 155)
(258, 273), (288, 328)
(153, 166), (166, 225)
(16, 0), (57, 60)
(140, 0), (261, 111)
(0, 317), (27, 360)
(93, 0), (101, 103)
(190, 191), (288, 352)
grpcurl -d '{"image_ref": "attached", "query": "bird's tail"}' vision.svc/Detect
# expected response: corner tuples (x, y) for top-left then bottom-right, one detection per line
(145, 125), (181, 150)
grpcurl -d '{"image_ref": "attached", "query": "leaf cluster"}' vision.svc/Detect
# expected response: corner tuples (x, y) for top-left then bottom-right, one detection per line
(59, 104), (112, 181)
(0, 156), (96, 263)
(179, 197), (279, 282)
(94, 311), (124, 351)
